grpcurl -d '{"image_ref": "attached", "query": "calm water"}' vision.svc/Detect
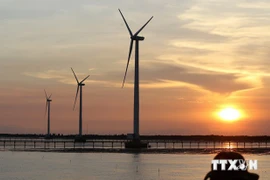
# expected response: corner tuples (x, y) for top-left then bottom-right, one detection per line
(0, 151), (269, 180)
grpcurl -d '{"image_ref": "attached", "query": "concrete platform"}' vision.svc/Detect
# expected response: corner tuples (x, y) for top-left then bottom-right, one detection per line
(125, 141), (149, 149)
(74, 136), (86, 143)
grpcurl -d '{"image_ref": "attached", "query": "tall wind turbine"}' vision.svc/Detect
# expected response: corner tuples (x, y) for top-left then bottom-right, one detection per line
(119, 9), (153, 145)
(71, 68), (90, 137)
(44, 89), (52, 137)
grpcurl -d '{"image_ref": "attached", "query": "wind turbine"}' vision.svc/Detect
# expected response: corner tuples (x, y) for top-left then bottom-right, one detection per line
(44, 89), (52, 137)
(118, 9), (153, 147)
(71, 68), (90, 137)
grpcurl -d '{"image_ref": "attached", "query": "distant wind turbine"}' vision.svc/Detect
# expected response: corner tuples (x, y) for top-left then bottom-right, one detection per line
(119, 9), (153, 144)
(44, 89), (52, 137)
(71, 68), (90, 137)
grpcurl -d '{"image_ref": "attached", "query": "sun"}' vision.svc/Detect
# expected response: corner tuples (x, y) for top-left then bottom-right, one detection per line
(218, 107), (241, 121)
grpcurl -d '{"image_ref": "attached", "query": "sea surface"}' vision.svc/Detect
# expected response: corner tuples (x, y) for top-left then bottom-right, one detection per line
(0, 151), (269, 180)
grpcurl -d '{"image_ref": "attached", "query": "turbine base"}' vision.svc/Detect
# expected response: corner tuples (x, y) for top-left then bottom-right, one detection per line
(74, 136), (86, 143)
(44, 134), (52, 139)
(125, 140), (149, 149)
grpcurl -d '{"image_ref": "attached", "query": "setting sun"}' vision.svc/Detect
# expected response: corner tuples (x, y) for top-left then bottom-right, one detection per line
(218, 107), (241, 121)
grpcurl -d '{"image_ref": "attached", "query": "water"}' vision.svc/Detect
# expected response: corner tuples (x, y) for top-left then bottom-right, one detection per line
(0, 151), (269, 180)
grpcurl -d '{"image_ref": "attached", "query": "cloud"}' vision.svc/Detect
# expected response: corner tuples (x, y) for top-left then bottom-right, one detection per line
(173, 0), (270, 77)
(23, 69), (118, 87)
(93, 63), (258, 94)
(238, 1), (270, 9)
(23, 63), (256, 95)
(177, 1), (270, 38)
(23, 70), (67, 79)
(82, 4), (109, 13)
(139, 63), (257, 94)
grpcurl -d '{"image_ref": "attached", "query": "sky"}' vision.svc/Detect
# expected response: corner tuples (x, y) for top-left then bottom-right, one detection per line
(1, 0), (270, 135)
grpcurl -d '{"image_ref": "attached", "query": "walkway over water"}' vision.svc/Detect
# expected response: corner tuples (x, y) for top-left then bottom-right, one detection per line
(0, 138), (270, 152)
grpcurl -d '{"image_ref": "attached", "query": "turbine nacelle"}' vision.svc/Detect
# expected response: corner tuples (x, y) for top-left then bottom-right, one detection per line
(131, 36), (144, 41)
(78, 83), (85, 86)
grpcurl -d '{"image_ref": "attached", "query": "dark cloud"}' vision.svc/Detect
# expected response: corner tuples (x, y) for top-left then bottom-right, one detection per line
(94, 63), (255, 94)
(145, 65), (253, 94)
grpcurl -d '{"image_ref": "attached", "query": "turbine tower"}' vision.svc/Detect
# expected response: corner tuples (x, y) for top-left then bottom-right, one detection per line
(119, 9), (153, 148)
(44, 89), (52, 138)
(71, 68), (90, 138)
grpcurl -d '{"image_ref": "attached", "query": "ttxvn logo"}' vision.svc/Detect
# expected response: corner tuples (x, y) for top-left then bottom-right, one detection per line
(212, 159), (258, 171)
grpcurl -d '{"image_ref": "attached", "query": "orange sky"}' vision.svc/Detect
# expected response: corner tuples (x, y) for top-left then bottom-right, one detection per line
(1, 0), (270, 135)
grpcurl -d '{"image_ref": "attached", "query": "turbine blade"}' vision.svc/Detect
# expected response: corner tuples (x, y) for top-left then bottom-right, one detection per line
(44, 101), (48, 118)
(118, 9), (133, 36)
(134, 16), (153, 36)
(122, 40), (133, 88)
(49, 94), (52, 99)
(71, 68), (79, 84)
(80, 75), (90, 83)
(73, 85), (79, 110)
(44, 89), (48, 99)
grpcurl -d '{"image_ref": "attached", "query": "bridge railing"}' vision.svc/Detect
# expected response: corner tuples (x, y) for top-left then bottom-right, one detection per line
(0, 139), (269, 150)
